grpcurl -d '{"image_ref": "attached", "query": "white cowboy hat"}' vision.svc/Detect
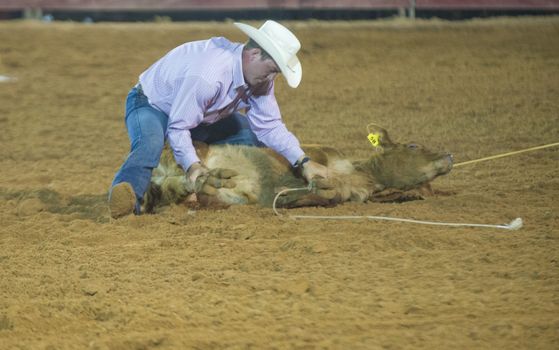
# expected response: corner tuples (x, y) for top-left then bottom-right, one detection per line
(234, 20), (302, 88)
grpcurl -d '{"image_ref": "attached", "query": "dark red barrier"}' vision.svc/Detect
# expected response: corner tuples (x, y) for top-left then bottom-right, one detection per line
(416, 0), (559, 10)
(0, 0), (557, 11)
(0, 0), (410, 11)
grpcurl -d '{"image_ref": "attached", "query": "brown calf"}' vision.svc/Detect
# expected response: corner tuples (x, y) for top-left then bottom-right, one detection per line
(144, 127), (453, 211)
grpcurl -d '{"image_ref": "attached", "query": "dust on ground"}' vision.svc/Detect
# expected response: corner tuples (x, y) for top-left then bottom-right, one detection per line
(0, 17), (558, 349)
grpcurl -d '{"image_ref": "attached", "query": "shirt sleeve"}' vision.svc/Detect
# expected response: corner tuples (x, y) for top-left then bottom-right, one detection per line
(245, 84), (305, 166)
(167, 76), (219, 171)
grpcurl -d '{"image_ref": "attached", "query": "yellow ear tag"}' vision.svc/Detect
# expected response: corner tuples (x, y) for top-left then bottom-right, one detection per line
(368, 133), (380, 147)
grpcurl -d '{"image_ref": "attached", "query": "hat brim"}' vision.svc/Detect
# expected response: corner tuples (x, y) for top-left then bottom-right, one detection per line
(235, 22), (302, 88)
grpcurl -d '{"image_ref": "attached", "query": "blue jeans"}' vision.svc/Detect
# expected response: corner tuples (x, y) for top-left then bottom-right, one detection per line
(110, 86), (261, 212)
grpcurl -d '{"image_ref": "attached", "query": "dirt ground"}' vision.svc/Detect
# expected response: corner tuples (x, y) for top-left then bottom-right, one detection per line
(0, 16), (558, 349)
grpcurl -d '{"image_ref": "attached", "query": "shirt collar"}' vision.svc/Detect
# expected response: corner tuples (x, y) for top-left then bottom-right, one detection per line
(232, 44), (247, 91)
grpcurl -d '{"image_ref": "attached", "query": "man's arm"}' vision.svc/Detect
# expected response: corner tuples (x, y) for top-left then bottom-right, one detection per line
(167, 76), (241, 194)
(294, 154), (329, 181)
(245, 86), (304, 165)
(167, 75), (219, 172)
(246, 86), (329, 182)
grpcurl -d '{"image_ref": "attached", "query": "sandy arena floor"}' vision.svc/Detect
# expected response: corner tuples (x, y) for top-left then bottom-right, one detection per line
(0, 17), (558, 349)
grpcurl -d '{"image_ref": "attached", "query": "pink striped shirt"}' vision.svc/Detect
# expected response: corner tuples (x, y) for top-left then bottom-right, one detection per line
(138, 37), (304, 171)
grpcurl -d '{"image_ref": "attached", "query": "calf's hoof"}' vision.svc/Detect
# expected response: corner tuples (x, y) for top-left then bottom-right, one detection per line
(109, 182), (136, 219)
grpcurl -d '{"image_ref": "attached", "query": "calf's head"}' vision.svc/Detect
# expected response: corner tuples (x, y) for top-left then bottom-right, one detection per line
(359, 127), (453, 191)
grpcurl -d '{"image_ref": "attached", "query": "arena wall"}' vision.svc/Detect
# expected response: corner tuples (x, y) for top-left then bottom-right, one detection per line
(0, 0), (558, 11)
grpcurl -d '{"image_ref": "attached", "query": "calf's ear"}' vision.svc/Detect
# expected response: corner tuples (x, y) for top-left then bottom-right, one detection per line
(367, 126), (394, 155)
(366, 125), (394, 147)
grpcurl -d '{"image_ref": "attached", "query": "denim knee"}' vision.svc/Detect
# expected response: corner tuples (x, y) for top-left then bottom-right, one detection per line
(137, 134), (165, 167)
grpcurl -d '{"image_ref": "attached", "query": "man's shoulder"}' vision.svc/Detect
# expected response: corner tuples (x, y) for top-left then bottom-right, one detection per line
(192, 37), (240, 55)
(208, 36), (238, 47)
(186, 37), (240, 82)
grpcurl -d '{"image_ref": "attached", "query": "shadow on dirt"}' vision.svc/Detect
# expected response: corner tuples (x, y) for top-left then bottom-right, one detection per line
(0, 188), (110, 223)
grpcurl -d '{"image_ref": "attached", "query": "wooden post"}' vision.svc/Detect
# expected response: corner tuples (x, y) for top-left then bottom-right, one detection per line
(23, 7), (43, 20)
(408, 0), (416, 19)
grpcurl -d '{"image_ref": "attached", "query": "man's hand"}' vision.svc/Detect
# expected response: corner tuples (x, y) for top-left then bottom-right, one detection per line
(185, 162), (238, 195)
(301, 159), (329, 183)
(299, 158), (337, 200)
(185, 162), (209, 193)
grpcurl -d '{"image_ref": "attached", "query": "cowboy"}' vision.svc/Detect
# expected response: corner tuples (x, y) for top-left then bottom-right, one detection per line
(109, 20), (329, 218)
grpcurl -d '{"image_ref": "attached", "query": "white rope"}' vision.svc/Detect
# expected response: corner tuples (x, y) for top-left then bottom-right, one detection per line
(290, 214), (522, 230)
(272, 186), (522, 230)
(454, 142), (559, 167)
(267, 135), (559, 231)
